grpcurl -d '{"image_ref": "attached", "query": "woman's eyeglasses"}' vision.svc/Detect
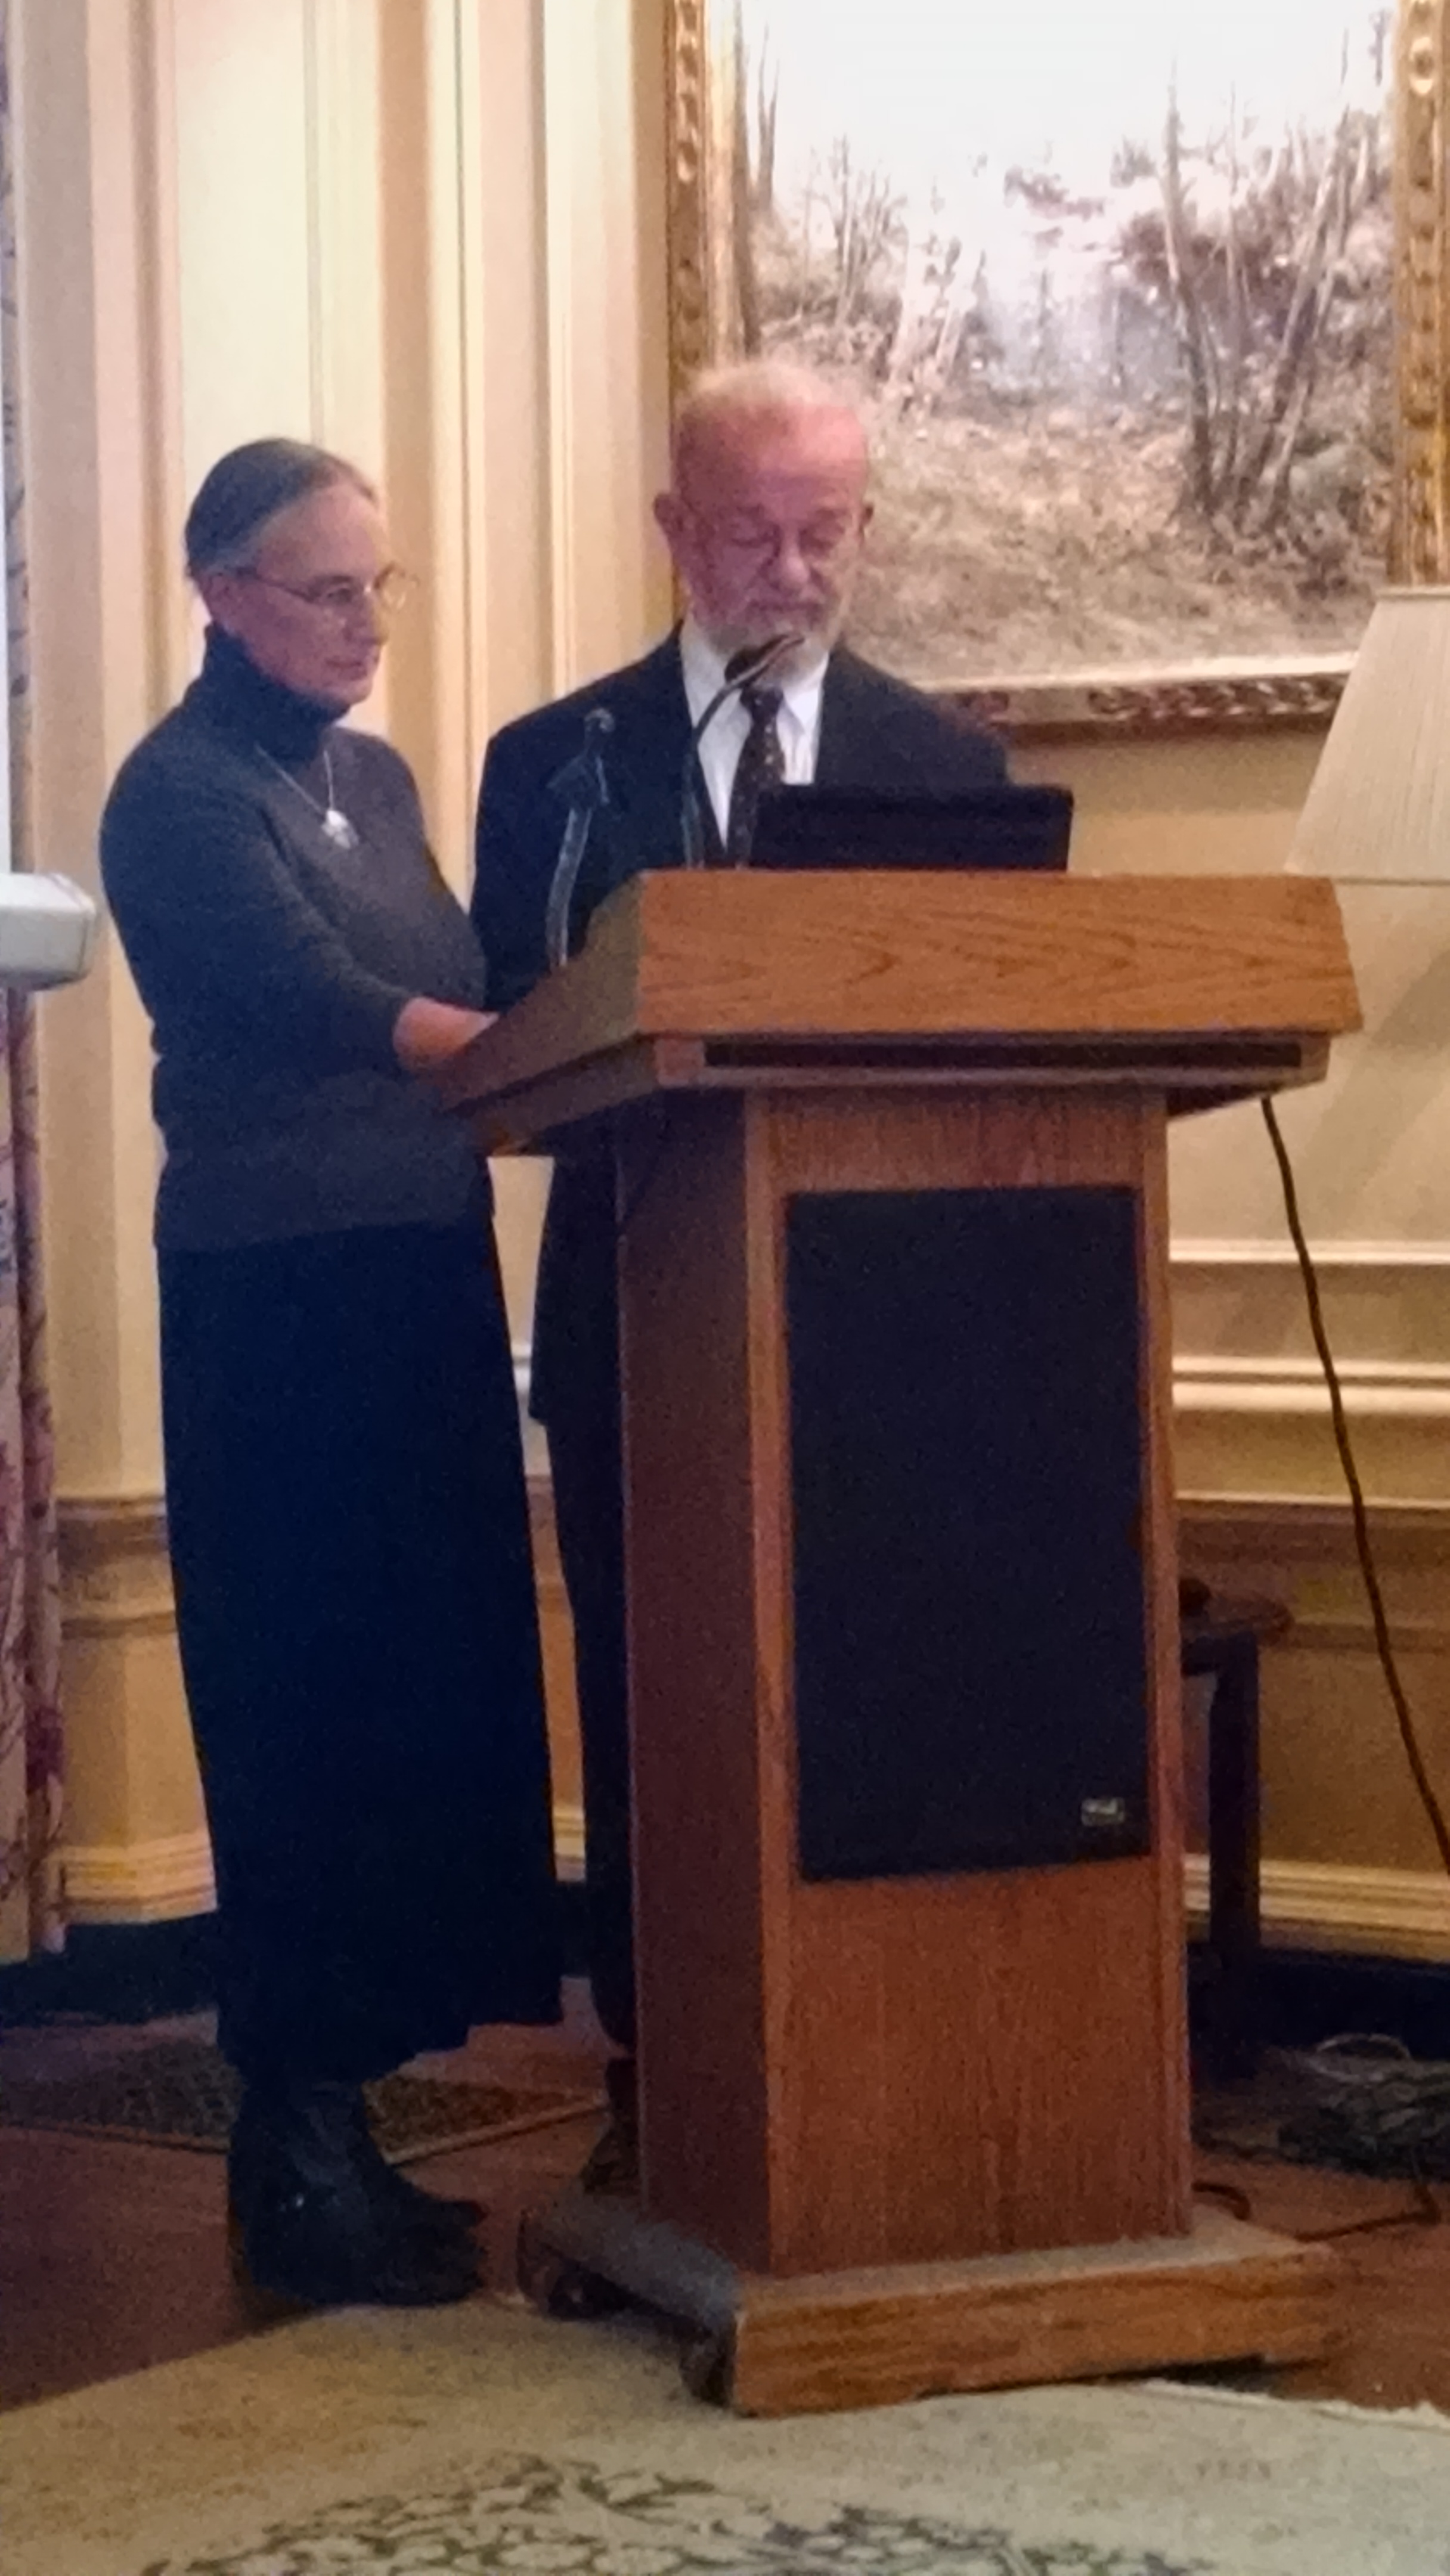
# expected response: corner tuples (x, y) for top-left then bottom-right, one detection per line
(235, 565), (416, 624)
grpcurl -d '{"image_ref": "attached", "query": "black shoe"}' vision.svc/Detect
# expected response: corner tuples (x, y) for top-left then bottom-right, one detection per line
(580, 2054), (639, 2197)
(370, 2161), (487, 2234)
(228, 2080), (482, 2309)
(341, 2093), (485, 2238)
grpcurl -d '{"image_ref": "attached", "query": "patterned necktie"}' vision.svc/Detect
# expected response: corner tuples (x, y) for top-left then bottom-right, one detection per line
(723, 681), (785, 866)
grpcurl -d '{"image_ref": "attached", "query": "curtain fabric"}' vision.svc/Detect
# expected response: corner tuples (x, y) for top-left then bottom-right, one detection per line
(0, 12), (65, 1963)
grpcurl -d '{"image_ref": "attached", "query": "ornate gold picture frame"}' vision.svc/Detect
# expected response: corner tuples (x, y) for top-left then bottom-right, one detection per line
(668, 1), (1442, 741)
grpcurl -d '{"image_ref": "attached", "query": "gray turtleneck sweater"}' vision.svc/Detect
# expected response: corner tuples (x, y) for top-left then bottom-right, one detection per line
(101, 627), (491, 1250)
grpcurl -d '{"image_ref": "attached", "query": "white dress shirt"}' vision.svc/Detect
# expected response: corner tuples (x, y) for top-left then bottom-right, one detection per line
(678, 618), (827, 847)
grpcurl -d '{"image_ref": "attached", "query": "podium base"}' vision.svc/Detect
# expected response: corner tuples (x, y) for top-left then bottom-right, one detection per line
(520, 2187), (1337, 2417)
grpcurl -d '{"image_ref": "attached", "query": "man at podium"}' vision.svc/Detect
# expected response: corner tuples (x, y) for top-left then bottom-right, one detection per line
(472, 361), (1006, 2182)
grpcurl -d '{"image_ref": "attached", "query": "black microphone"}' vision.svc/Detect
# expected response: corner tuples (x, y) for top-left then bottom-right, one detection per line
(544, 706), (615, 972)
(681, 631), (805, 868)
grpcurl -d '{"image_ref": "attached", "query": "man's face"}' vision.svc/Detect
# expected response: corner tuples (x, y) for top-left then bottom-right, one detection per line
(655, 407), (872, 661)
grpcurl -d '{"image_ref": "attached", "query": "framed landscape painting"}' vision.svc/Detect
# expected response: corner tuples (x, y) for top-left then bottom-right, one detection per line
(668, 0), (1406, 735)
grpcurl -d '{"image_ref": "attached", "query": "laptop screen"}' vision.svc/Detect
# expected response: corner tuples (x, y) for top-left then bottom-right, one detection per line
(749, 784), (1073, 874)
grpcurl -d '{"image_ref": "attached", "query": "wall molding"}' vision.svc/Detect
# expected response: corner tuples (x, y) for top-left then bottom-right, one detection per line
(1169, 1241), (1450, 1479)
(303, 0), (386, 477)
(1186, 1854), (1450, 1962)
(57, 1490), (168, 1550)
(1171, 1239), (1450, 1270)
(58, 1833), (1449, 1951)
(61, 1595), (176, 1642)
(1180, 1490), (1450, 1552)
(64, 1836), (1447, 1950)
(412, 0), (482, 886)
(135, 0), (189, 716)
(58, 1818), (591, 1925)
(553, 1801), (585, 1876)
(54, 1481), (585, 1911)
(515, 1332), (1450, 1502)
(61, 1828), (215, 1925)
(1180, 1490), (1450, 1643)
(56, 1464), (1450, 1581)
(51, 1484), (1450, 1935)
(57, 1491), (173, 1639)
(45, 1841), (1450, 1956)
(540, 0), (581, 696)
(1175, 1353), (1450, 1420)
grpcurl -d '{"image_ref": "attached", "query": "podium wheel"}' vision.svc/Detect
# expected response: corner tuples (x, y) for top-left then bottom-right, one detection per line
(516, 2213), (627, 2320)
(679, 2326), (733, 2406)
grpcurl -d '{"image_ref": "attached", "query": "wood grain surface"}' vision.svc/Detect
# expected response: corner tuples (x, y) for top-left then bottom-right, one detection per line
(724, 2215), (1338, 2416)
(534, 2188), (1337, 2417)
(621, 1098), (776, 2262)
(438, 874), (1359, 1124)
(622, 1085), (1192, 2277)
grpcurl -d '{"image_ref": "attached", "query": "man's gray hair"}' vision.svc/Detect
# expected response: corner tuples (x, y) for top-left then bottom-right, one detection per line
(672, 359), (866, 484)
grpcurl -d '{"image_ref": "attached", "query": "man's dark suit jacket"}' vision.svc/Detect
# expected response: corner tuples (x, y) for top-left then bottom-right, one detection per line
(471, 631), (1008, 1428)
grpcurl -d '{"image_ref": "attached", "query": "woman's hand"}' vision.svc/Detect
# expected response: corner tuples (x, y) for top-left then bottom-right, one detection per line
(392, 996), (498, 1072)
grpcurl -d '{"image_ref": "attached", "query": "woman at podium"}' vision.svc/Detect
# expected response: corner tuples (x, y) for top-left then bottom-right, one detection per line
(101, 439), (559, 2310)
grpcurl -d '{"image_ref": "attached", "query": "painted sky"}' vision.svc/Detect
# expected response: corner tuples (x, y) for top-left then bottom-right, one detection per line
(739, 0), (1389, 199)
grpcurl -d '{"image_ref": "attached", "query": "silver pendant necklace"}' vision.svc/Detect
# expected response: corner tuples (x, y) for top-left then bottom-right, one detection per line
(255, 742), (359, 851)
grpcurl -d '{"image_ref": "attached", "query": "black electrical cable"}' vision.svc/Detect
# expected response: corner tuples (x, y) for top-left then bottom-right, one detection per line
(1188, 1105), (1450, 2238)
(1260, 1095), (1450, 1880)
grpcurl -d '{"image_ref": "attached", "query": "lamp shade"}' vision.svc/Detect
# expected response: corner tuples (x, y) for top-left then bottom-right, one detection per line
(1288, 587), (1450, 884)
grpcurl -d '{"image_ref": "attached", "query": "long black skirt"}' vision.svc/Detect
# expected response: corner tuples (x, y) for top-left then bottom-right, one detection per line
(159, 1207), (561, 2085)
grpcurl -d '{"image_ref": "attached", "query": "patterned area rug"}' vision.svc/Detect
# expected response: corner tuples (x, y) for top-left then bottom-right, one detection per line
(5, 2297), (1449, 2576)
(0, 2036), (599, 2164)
(140, 2457), (1213, 2572)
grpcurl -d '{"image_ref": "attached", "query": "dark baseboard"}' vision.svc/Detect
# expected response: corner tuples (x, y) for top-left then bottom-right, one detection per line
(1189, 1941), (1450, 2065)
(1250, 1946), (1450, 2060)
(0, 1881), (591, 2029)
(5, 1909), (1445, 2057)
(0, 1915), (220, 2027)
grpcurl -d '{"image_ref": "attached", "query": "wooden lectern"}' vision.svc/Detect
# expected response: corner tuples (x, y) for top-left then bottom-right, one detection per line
(442, 871), (1359, 2415)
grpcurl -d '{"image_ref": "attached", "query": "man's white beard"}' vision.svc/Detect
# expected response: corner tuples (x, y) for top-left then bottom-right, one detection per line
(699, 604), (844, 677)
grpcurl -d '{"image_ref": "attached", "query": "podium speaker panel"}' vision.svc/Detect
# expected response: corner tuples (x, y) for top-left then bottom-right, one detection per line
(787, 1184), (1149, 1881)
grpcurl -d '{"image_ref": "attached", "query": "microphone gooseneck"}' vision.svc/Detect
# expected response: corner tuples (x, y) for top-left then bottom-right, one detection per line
(544, 705), (615, 973)
(681, 630), (805, 869)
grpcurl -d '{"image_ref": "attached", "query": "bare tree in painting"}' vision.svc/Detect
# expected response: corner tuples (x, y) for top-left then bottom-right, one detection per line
(822, 138), (900, 333)
(730, 0), (762, 352)
(1240, 109), (1381, 531)
(884, 196), (974, 411)
(1144, 38), (1388, 546)
(753, 34), (779, 216)
(1160, 88), (1219, 517)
